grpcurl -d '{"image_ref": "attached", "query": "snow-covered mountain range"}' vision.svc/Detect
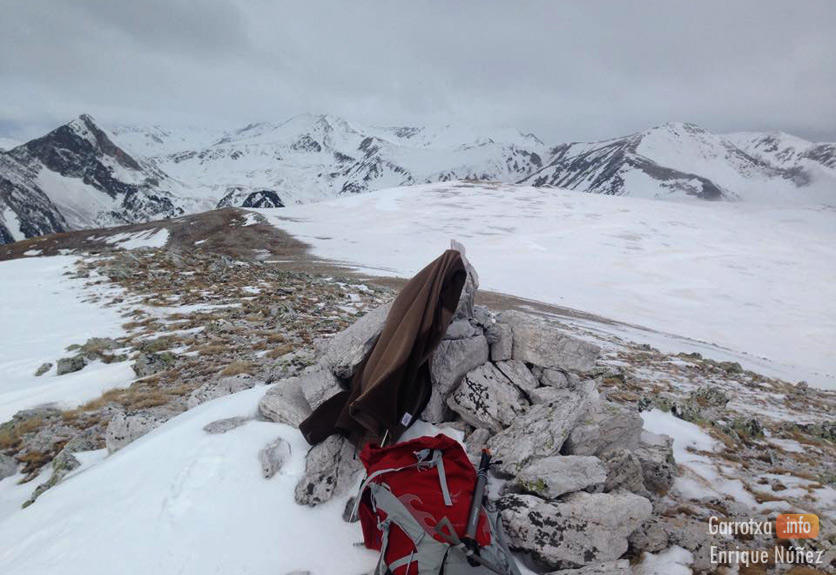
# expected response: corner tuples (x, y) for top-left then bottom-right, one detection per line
(1, 113), (833, 244)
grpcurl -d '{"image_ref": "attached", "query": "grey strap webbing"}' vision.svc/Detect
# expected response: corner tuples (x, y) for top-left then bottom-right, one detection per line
(388, 550), (415, 572)
(433, 449), (452, 507)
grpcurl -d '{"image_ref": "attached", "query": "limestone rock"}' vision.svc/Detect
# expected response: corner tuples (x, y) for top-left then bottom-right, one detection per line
(203, 416), (249, 434)
(188, 374), (256, 409)
(34, 362), (52, 377)
(488, 383), (595, 475)
(563, 400), (643, 457)
(444, 318), (482, 341)
(430, 335), (489, 395)
(421, 388), (453, 424)
(259, 377), (313, 428)
(487, 323), (513, 362)
(528, 387), (566, 405)
(0, 453), (17, 481)
(133, 351), (175, 377)
(260, 437), (292, 479)
(499, 491), (652, 570)
(634, 431), (676, 496)
(24, 432), (98, 506)
(298, 367), (343, 411)
(451, 239), (479, 320)
(105, 409), (174, 453)
(508, 455), (607, 499)
(601, 449), (648, 496)
(627, 519), (669, 554)
(535, 367), (570, 389)
(546, 561), (631, 575)
(499, 310), (601, 373)
(295, 435), (363, 507)
(318, 302), (391, 378)
(494, 359), (538, 392)
(447, 363), (528, 433)
(465, 428), (492, 458)
(56, 355), (86, 376)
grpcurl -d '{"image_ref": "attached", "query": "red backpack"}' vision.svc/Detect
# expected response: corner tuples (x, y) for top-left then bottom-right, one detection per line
(355, 434), (520, 575)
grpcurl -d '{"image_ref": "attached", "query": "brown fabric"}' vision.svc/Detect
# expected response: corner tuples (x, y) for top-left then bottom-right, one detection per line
(300, 249), (466, 445)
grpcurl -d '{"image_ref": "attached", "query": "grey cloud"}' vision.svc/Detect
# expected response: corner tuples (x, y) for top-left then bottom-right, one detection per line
(0, 0), (834, 142)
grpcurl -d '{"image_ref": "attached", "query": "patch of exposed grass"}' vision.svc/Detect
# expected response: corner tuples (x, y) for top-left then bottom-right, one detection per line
(220, 361), (255, 377)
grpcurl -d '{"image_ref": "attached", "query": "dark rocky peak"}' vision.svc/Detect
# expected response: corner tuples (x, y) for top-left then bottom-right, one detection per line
(18, 114), (142, 175)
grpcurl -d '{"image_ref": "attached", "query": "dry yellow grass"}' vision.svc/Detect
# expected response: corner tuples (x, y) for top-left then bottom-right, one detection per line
(220, 361), (255, 377)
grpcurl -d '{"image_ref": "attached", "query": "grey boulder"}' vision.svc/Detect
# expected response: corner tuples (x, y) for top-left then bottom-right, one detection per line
(260, 437), (292, 479)
(508, 455), (607, 499)
(105, 409), (174, 453)
(259, 377), (313, 428)
(56, 355), (86, 376)
(488, 383), (595, 475)
(295, 435), (363, 507)
(298, 367), (343, 411)
(601, 449), (648, 496)
(546, 561), (631, 575)
(0, 453), (17, 481)
(634, 431), (677, 496)
(499, 492), (652, 570)
(188, 374), (257, 409)
(487, 323), (513, 361)
(562, 400), (643, 457)
(499, 311), (600, 373)
(203, 416), (249, 434)
(318, 302), (391, 378)
(447, 363), (528, 433)
(494, 359), (539, 392)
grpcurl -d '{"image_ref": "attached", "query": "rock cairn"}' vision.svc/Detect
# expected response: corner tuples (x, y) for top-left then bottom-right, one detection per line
(257, 246), (679, 573)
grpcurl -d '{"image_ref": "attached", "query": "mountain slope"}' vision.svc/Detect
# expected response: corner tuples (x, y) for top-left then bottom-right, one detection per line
(0, 115), (186, 242)
(521, 123), (826, 202)
(118, 114), (548, 207)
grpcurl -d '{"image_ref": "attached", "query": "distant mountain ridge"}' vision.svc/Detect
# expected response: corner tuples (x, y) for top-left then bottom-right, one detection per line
(1, 114), (833, 244)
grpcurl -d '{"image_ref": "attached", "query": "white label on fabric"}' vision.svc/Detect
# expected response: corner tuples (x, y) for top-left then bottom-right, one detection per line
(400, 412), (413, 426)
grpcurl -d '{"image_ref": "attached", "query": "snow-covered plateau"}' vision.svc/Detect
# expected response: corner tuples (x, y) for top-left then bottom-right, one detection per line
(260, 182), (836, 389)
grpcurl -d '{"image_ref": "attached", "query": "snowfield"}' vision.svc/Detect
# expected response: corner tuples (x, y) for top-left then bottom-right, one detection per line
(261, 182), (836, 388)
(0, 387), (379, 575)
(0, 257), (132, 421)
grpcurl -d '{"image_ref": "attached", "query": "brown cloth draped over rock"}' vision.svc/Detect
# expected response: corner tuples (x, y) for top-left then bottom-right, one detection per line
(300, 249), (467, 446)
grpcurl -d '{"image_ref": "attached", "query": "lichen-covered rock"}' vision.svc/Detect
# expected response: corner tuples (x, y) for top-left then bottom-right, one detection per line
(188, 374), (256, 408)
(294, 435), (363, 507)
(499, 491), (652, 570)
(259, 377), (313, 428)
(259, 437), (292, 479)
(298, 367), (343, 411)
(499, 310), (601, 373)
(562, 400), (643, 456)
(0, 453), (17, 481)
(23, 432), (98, 506)
(488, 382), (596, 475)
(546, 561), (631, 575)
(634, 431), (676, 496)
(318, 302), (391, 378)
(132, 351), (175, 377)
(601, 449), (648, 496)
(56, 355), (86, 376)
(487, 323), (513, 362)
(507, 455), (607, 499)
(203, 416), (249, 434)
(105, 409), (174, 453)
(447, 363), (528, 432)
(494, 359), (538, 392)
(430, 335), (490, 395)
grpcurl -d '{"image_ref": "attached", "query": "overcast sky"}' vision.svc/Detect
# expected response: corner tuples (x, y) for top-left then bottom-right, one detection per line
(1, 0), (834, 142)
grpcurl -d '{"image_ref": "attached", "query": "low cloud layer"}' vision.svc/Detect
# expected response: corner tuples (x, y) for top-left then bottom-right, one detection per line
(1, 0), (834, 142)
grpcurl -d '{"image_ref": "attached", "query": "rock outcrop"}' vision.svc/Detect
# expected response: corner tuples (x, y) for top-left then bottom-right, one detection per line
(499, 492), (652, 570)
